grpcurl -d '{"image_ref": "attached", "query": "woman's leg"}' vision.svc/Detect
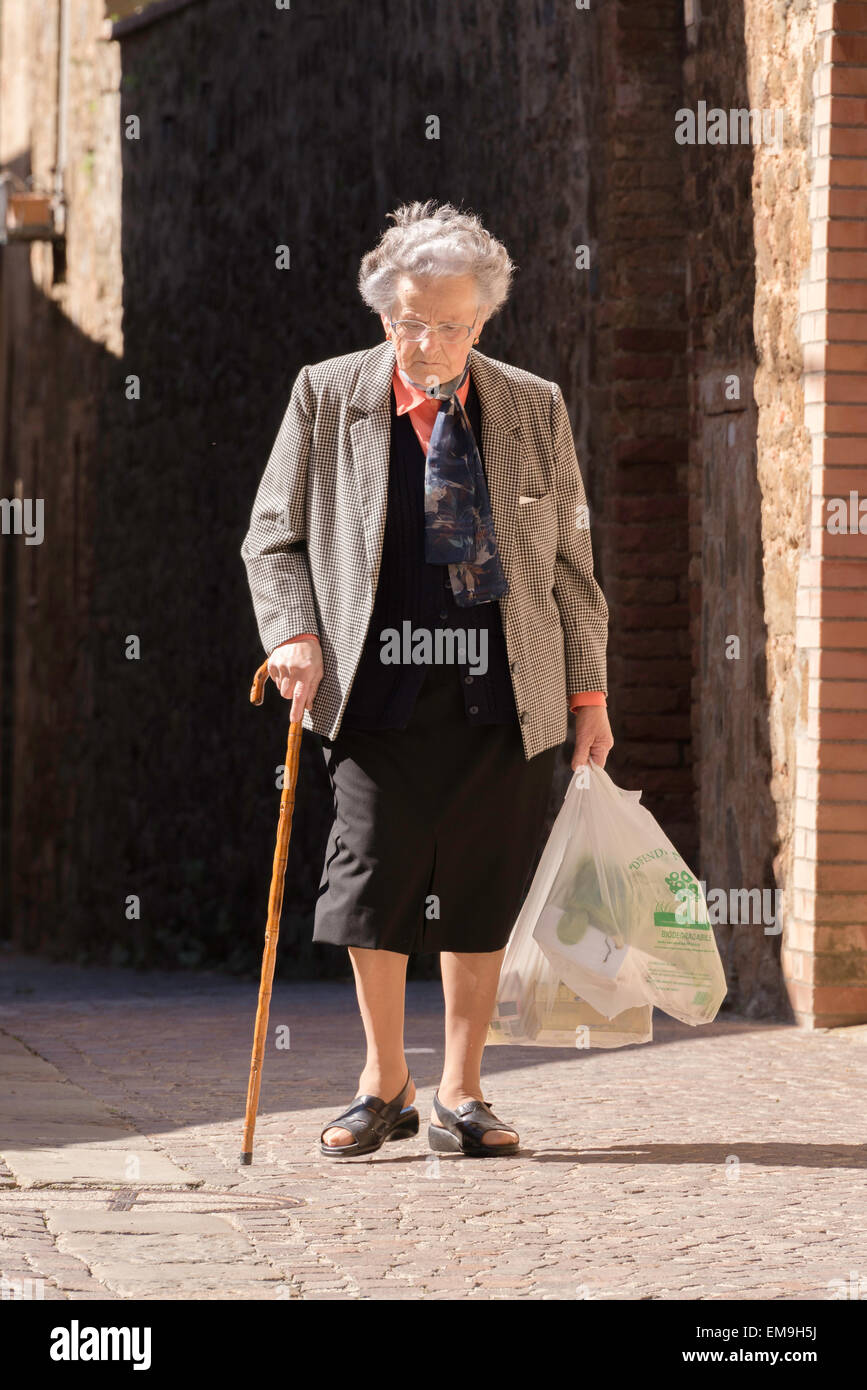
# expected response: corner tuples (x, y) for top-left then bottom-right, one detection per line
(436, 947), (516, 1145)
(321, 945), (414, 1146)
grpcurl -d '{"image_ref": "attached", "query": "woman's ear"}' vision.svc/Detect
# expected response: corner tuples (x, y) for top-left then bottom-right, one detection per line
(380, 313), (391, 339)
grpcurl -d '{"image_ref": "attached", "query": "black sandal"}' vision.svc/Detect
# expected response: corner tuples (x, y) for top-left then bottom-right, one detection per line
(318, 1070), (418, 1158)
(428, 1091), (520, 1157)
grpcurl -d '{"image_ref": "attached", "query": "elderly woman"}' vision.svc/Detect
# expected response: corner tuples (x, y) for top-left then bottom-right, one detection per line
(241, 201), (613, 1158)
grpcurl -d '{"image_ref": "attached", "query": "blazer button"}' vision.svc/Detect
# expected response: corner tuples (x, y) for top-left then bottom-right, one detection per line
(510, 660), (519, 674)
(469, 705), (479, 715)
(464, 675), (473, 685)
(439, 610), (448, 620)
(519, 710), (529, 724)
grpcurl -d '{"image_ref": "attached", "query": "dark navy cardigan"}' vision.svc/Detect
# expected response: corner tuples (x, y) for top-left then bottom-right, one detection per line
(339, 377), (519, 732)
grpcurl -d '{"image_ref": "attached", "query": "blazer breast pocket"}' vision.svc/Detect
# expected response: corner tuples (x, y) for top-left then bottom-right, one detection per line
(516, 490), (555, 517)
(514, 490), (557, 563)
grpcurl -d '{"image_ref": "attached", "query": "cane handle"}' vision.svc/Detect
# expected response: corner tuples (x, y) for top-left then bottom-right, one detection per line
(250, 657), (307, 725)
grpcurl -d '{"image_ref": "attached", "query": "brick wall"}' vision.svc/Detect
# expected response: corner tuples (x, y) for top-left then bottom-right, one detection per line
(590, 3), (694, 853)
(791, 0), (867, 1025)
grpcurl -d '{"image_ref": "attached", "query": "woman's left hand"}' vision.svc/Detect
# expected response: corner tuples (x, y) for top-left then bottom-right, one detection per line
(571, 706), (614, 771)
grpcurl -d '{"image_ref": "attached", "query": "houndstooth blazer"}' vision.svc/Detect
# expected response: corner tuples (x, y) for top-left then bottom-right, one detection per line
(241, 337), (608, 761)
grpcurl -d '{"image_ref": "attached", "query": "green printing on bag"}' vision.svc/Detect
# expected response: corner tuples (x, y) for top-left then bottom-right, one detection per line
(656, 869), (710, 930)
(550, 856), (711, 940)
(653, 911), (710, 930)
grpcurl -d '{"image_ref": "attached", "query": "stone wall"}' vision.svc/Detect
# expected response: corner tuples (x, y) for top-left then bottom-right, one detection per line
(678, 0), (817, 1018)
(0, 0), (124, 947)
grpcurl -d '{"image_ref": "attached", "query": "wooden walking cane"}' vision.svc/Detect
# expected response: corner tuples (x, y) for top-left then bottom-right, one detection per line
(240, 657), (305, 1165)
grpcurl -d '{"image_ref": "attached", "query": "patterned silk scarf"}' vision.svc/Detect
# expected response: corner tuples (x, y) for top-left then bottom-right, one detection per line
(401, 358), (509, 608)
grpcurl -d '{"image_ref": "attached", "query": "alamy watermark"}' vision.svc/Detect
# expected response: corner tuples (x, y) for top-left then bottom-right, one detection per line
(0, 497), (43, 545)
(1, 1274), (44, 1299)
(49, 1321), (151, 1370)
(379, 622), (488, 675)
(675, 880), (783, 935)
(675, 102), (784, 154)
(828, 1271), (867, 1300)
(825, 491), (867, 533)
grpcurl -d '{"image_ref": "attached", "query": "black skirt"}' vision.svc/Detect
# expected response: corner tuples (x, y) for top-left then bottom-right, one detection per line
(312, 660), (558, 955)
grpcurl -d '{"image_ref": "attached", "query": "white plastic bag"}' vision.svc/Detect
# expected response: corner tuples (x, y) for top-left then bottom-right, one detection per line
(487, 760), (727, 1048)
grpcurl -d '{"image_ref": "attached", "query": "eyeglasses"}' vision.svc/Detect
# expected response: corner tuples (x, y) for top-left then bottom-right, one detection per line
(387, 316), (478, 344)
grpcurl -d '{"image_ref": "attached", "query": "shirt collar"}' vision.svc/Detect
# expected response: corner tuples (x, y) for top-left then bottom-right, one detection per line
(392, 360), (471, 417)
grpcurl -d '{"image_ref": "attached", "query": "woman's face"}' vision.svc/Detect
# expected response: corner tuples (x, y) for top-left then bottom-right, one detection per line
(381, 274), (486, 390)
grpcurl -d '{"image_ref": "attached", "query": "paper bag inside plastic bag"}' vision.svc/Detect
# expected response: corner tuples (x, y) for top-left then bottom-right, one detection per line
(487, 957), (653, 1049)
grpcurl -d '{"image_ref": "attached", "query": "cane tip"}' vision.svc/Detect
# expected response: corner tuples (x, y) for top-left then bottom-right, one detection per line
(239, 1152), (253, 1166)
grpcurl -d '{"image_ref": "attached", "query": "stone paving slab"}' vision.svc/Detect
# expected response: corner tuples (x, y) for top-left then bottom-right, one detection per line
(0, 952), (865, 1300)
(0, 1031), (201, 1190)
(46, 1210), (235, 1235)
(80, 1264), (282, 1298)
(0, 1146), (198, 1188)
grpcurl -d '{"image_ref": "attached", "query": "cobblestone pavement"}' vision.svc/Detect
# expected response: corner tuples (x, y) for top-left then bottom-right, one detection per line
(1, 952), (866, 1301)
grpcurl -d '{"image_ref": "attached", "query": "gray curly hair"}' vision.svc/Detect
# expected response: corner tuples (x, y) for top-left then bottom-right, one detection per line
(357, 200), (516, 320)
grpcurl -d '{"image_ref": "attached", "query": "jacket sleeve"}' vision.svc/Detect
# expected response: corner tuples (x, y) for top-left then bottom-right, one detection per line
(550, 382), (609, 697)
(241, 366), (322, 655)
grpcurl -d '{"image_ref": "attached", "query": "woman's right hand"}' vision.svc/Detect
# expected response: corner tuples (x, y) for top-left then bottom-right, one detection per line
(267, 639), (324, 724)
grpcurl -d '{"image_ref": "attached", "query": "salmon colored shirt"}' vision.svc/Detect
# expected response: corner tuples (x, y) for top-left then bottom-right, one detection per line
(282, 361), (606, 712)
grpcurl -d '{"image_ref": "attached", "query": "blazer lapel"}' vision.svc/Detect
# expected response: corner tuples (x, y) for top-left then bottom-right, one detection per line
(348, 339), (397, 577)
